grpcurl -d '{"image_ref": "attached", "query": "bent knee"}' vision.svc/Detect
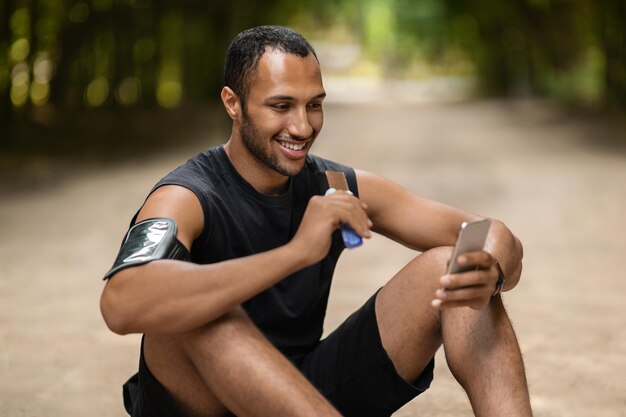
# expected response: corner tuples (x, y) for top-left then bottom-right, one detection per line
(396, 246), (454, 290)
(408, 246), (454, 275)
(421, 246), (455, 266)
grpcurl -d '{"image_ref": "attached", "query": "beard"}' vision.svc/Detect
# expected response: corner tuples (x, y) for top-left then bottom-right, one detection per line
(240, 111), (313, 177)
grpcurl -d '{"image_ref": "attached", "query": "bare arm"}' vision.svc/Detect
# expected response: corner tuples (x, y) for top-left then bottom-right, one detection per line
(356, 170), (523, 292)
(100, 185), (372, 335)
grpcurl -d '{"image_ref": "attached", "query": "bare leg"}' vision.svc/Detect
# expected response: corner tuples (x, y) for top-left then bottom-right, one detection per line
(376, 247), (532, 416)
(144, 307), (340, 417)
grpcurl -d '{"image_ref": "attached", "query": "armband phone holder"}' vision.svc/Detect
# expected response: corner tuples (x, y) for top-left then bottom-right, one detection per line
(103, 217), (190, 280)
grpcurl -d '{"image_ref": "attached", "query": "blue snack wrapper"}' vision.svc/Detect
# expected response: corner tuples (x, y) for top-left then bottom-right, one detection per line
(325, 187), (363, 249)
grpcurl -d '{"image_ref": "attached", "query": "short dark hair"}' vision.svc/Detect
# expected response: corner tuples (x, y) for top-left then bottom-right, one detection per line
(224, 26), (318, 108)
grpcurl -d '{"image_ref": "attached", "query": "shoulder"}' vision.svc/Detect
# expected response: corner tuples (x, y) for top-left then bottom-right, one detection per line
(133, 147), (227, 248)
(153, 146), (229, 211)
(159, 147), (223, 187)
(136, 185), (204, 250)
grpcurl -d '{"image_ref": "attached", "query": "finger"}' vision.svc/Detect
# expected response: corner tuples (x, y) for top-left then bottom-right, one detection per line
(322, 192), (372, 235)
(456, 251), (494, 269)
(326, 193), (370, 216)
(326, 192), (367, 211)
(439, 269), (498, 290)
(332, 201), (373, 238)
(435, 286), (491, 303)
(344, 213), (373, 238)
(326, 190), (364, 203)
(431, 297), (488, 310)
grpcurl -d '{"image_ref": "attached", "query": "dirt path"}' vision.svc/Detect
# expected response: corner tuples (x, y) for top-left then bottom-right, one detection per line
(1, 99), (625, 416)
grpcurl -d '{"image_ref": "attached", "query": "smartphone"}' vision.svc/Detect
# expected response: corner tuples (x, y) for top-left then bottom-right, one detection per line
(447, 219), (492, 274)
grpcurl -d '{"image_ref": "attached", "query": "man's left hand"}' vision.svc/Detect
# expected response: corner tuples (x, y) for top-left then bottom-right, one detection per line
(431, 250), (499, 310)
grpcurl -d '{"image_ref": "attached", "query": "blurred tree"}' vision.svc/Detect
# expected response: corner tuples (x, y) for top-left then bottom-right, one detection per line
(440, 0), (620, 104)
(1, 0), (13, 141)
(0, 0), (623, 156)
(600, 0), (626, 105)
(0, 0), (294, 154)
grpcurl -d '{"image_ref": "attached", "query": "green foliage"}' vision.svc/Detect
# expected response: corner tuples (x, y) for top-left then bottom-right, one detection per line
(1, 1), (286, 116)
(0, 0), (624, 151)
(441, 0), (625, 104)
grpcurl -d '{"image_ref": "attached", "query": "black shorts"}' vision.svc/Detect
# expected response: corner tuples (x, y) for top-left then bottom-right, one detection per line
(123, 291), (434, 417)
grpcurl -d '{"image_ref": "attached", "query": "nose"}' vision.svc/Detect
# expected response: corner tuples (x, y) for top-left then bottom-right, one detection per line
(288, 107), (313, 140)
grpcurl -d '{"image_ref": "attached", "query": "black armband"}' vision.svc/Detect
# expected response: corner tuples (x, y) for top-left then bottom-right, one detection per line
(103, 217), (191, 280)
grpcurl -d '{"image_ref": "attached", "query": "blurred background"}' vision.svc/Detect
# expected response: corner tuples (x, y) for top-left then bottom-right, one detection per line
(1, 1), (625, 416)
(1, 0), (625, 184)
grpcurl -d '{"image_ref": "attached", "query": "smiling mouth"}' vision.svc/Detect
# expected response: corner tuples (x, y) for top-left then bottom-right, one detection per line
(277, 140), (307, 151)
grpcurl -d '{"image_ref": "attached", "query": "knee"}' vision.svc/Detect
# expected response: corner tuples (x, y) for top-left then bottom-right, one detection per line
(421, 246), (455, 269)
(381, 246), (454, 307)
(404, 246), (454, 285)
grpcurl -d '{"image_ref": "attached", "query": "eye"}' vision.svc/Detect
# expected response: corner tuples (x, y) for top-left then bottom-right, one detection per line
(307, 102), (323, 110)
(271, 103), (289, 111)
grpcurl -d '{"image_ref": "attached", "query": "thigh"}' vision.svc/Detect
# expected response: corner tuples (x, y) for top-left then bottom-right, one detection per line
(296, 291), (434, 417)
(130, 307), (340, 417)
(133, 334), (231, 417)
(375, 247), (451, 382)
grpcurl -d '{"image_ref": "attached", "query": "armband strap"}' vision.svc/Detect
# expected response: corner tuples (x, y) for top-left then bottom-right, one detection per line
(492, 260), (506, 297)
(103, 217), (191, 280)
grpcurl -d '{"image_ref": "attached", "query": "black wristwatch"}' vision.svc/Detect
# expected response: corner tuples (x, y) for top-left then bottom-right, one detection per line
(492, 261), (506, 297)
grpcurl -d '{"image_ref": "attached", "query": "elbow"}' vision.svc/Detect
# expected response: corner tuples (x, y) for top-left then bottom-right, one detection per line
(492, 218), (523, 257)
(506, 221), (524, 260)
(100, 279), (134, 335)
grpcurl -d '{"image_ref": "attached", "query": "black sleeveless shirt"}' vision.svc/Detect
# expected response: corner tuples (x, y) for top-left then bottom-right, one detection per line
(151, 146), (358, 354)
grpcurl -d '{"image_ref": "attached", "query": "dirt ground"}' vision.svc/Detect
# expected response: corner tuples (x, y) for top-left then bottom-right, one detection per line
(1, 98), (625, 416)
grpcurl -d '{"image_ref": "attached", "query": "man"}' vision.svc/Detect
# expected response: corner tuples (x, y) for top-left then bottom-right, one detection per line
(101, 26), (532, 417)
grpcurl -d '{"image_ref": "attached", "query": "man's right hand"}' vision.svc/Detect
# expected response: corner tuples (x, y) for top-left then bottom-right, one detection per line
(289, 191), (372, 265)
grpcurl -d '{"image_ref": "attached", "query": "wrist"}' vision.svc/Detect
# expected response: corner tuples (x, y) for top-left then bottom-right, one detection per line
(284, 239), (316, 270)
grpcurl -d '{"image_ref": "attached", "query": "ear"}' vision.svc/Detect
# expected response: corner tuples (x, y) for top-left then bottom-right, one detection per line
(221, 87), (242, 120)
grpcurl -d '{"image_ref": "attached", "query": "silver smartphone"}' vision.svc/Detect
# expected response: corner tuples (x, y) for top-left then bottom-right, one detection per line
(447, 219), (492, 274)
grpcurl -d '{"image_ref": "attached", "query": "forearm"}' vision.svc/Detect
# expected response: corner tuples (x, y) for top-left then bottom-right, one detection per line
(100, 243), (308, 335)
(485, 219), (524, 291)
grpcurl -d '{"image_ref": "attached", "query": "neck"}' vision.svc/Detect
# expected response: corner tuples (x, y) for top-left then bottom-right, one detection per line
(223, 137), (290, 196)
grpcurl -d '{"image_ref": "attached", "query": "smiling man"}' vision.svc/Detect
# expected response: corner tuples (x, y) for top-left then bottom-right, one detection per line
(100, 26), (532, 417)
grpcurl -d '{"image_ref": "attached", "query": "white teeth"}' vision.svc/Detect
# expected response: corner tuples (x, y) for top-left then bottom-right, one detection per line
(279, 141), (305, 151)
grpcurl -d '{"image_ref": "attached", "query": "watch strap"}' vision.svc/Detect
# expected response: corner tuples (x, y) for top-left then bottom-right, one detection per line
(492, 260), (506, 297)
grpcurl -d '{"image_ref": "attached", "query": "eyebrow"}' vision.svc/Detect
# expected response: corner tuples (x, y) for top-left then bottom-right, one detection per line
(266, 92), (326, 101)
